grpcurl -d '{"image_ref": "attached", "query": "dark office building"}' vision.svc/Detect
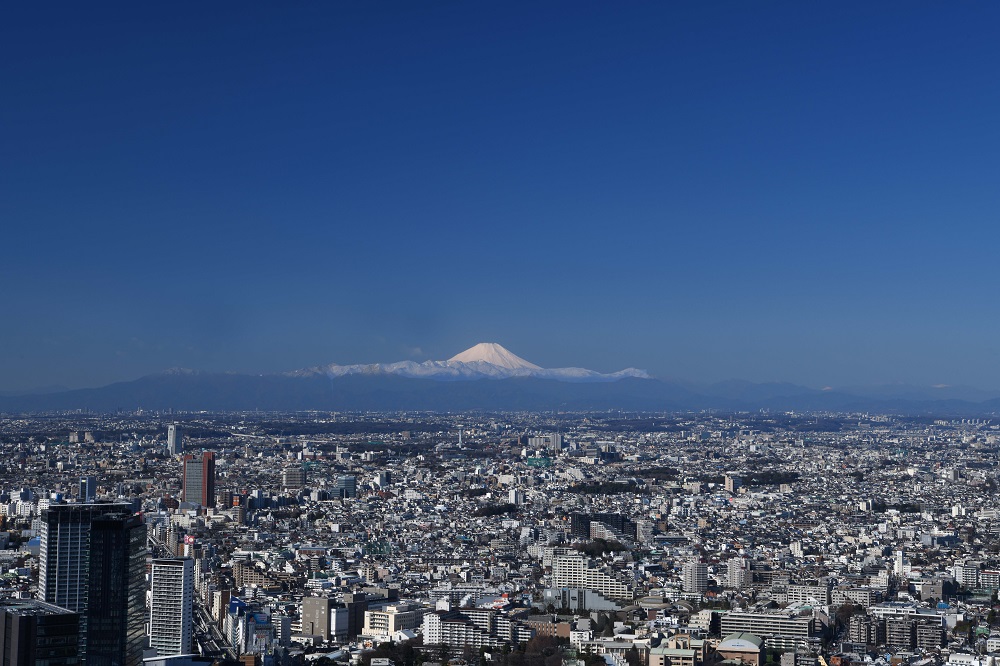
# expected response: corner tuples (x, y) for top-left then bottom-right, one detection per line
(86, 514), (147, 666)
(0, 599), (80, 666)
(182, 452), (216, 507)
(570, 513), (638, 540)
(343, 592), (368, 638)
(39, 504), (146, 666)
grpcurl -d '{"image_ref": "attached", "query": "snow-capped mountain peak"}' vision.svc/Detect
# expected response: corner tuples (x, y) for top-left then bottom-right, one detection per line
(447, 342), (542, 370)
(292, 343), (650, 383)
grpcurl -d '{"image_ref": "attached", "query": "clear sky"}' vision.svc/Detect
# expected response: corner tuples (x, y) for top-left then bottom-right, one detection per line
(3, 2), (1000, 391)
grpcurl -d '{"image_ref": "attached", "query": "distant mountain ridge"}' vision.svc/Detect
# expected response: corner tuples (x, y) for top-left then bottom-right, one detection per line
(288, 342), (651, 382)
(1, 343), (999, 414)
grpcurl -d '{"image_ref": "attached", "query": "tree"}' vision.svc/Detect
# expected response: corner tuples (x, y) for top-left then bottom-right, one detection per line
(625, 647), (641, 666)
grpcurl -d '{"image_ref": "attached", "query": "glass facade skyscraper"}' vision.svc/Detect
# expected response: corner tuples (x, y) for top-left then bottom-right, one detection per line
(85, 514), (147, 666)
(39, 503), (146, 666)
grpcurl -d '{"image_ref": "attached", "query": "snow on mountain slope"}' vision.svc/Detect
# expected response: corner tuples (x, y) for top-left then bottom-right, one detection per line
(447, 342), (542, 370)
(290, 343), (650, 383)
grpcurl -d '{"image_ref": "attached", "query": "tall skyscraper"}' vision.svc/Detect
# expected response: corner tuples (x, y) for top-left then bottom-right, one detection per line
(39, 503), (146, 666)
(0, 599), (80, 666)
(182, 452), (216, 507)
(149, 558), (194, 657)
(167, 424), (183, 456)
(80, 476), (97, 502)
(87, 514), (147, 666)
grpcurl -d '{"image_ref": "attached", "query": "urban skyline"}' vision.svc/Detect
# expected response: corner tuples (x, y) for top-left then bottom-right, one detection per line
(4, 5), (1000, 666)
(0, 409), (998, 665)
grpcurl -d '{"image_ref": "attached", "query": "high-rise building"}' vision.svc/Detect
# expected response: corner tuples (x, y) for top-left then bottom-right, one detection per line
(527, 434), (563, 454)
(167, 424), (183, 456)
(282, 465), (306, 490)
(39, 503), (145, 666)
(80, 476), (97, 502)
(0, 599), (80, 666)
(87, 513), (147, 666)
(551, 551), (634, 601)
(683, 561), (709, 593)
(149, 559), (194, 657)
(728, 558), (749, 590)
(182, 452), (216, 507)
(334, 475), (356, 499)
(40, 503), (134, 610)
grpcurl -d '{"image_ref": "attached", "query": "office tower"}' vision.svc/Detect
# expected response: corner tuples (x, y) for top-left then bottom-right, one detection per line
(80, 476), (97, 502)
(39, 503), (145, 666)
(334, 475), (356, 499)
(87, 513), (147, 666)
(182, 452), (216, 507)
(149, 559), (194, 657)
(0, 599), (80, 666)
(40, 503), (134, 611)
(301, 597), (334, 641)
(682, 561), (709, 593)
(342, 592), (369, 639)
(282, 465), (306, 490)
(167, 424), (183, 455)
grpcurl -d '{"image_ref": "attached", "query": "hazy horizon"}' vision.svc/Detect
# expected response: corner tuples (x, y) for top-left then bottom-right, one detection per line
(4, 3), (1000, 391)
(3, 340), (1000, 396)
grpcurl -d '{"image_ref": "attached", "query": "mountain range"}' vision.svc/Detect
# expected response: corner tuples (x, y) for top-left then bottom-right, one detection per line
(1, 343), (999, 415)
(287, 342), (650, 382)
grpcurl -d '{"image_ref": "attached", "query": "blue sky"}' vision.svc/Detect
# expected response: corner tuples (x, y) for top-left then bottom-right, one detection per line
(3, 2), (1000, 391)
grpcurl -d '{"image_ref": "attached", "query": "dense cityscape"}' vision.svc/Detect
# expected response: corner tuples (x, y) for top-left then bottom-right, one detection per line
(7, 3), (1000, 666)
(1, 410), (999, 666)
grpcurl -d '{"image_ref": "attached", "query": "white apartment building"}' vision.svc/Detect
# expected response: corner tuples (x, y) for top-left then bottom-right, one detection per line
(363, 602), (426, 639)
(551, 552), (633, 601)
(149, 558), (194, 656)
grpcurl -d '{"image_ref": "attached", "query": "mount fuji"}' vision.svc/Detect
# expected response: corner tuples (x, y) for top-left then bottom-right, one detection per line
(290, 342), (651, 383)
(4, 344), (1000, 413)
